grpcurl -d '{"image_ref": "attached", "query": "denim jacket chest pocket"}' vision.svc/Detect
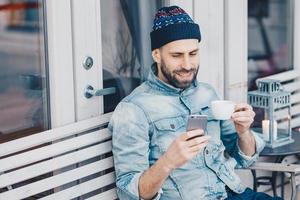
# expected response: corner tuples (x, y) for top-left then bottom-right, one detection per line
(154, 116), (186, 152)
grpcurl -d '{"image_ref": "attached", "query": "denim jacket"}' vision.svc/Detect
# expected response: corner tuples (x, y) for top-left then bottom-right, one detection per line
(108, 64), (265, 200)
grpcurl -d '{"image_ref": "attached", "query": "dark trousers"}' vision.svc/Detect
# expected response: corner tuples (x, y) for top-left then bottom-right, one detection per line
(226, 188), (283, 200)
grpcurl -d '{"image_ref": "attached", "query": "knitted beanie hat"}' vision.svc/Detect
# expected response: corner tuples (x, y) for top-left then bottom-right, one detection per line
(150, 6), (201, 50)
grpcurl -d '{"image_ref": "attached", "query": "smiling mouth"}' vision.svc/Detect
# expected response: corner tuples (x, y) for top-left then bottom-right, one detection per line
(176, 71), (193, 78)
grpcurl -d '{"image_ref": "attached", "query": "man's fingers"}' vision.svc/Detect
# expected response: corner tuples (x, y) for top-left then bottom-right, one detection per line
(232, 109), (255, 119)
(233, 116), (254, 123)
(180, 129), (204, 141)
(234, 103), (253, 112)
(189, 141), (209, 152)
(186, 135), (211, 147)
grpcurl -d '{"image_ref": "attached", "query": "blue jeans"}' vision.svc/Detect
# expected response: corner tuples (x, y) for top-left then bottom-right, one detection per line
(226, 188), (283, 200)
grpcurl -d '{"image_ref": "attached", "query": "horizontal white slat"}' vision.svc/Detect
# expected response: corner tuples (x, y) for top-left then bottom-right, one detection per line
(278, 116), (300, 129)
(250, 162), (300, 173)
(0, 112), (112, 157)
(86, 188), (118, 200)
(0, 140), (112, 188)
(291, 93), (300, 104)
(283, 81), (300, 93)
(276, 104), (300, 119)
(0, 157), (114, 200)
(261, 70), (300, 82)
(40, 173), (116, 200)
(0, 129), (111, 173)
(291, 117), (300, 129)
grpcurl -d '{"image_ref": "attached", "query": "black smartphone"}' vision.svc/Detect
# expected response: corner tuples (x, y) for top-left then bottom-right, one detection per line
(186, 115), (208, 140)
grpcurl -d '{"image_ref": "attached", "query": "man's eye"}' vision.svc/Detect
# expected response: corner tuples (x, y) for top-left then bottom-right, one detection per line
(190, 53), (197, 56)
(172, 54), (180, 58)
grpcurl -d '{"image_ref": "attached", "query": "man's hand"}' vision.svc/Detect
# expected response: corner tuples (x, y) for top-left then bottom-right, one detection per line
(231, 103), (255, 136)
(231, 103), (256, 156)
(161, 129), (211, 170)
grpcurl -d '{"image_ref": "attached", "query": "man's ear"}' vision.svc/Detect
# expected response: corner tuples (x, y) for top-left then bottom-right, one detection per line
(152, 49), (161, 64)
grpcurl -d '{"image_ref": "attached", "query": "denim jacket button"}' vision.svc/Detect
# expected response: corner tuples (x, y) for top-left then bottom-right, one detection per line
(205, 149), (209, 154)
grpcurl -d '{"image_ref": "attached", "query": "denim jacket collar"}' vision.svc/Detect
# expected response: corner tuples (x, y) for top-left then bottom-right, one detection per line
(147, 63), (198, 95)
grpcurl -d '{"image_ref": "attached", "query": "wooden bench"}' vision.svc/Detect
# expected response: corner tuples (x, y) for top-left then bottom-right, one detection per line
(257, 69), (300, 129)
(0, 112), (117, 200)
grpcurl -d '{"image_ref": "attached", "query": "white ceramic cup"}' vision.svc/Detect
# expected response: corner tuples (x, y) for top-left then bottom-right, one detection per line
(211, 100), (235, 120)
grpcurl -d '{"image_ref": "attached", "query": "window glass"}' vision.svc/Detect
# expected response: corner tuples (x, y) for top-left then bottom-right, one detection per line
(0, 0), (49, 143)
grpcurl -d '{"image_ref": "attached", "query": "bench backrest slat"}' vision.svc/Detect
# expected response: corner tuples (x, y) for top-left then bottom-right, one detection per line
(0, 157), (114, 200)
(262, 70), (300, 82)
(0, 129), (111, 173)
(0, 141), (112, 188)
(0, 113), (112, 157)
(40, 172), (116, 200)
(86, 188), (118, 200)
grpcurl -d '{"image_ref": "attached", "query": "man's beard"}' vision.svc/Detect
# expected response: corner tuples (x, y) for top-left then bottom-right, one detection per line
(160, 60), (199, 89)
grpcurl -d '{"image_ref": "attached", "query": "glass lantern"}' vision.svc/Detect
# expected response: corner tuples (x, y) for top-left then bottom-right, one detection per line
(248, 79), (293, 148)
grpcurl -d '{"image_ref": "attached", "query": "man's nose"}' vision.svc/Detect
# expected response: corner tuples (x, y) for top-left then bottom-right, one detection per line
(182, 56), (192, 70)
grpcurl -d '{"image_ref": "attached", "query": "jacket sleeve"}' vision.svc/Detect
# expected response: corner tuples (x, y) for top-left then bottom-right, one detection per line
(220, 120), (265, 168)
(108, 101), (162, 200)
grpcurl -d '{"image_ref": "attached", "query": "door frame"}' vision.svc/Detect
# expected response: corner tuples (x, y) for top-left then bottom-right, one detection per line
(46, 0), (75, 127)
(71, 0), (103, 121)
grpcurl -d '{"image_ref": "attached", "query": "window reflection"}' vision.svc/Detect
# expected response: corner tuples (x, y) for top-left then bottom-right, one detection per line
(0, 0), (49, 143)
(248, 0), (294, 91)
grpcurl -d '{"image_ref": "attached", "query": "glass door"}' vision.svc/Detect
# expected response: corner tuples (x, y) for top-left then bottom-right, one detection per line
(0, 0), (50, 143)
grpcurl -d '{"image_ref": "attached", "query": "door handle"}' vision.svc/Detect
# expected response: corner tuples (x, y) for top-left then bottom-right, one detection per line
(84, 85), (116, 99)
